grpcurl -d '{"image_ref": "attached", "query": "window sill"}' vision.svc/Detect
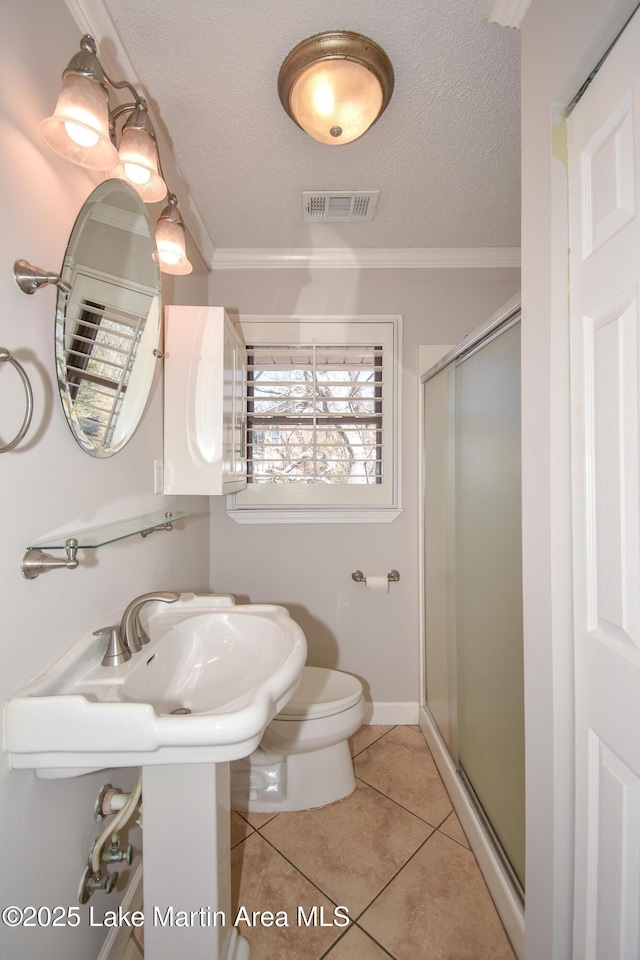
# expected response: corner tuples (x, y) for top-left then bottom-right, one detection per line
(225, 506), (404, 525)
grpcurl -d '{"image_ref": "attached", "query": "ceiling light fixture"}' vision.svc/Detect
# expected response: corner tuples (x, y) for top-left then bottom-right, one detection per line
(40, 35), (192, 273)
(278, 31), (394, 145)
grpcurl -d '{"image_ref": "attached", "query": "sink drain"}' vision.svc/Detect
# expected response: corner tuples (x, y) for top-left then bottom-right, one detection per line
(169, 707), (191, 715)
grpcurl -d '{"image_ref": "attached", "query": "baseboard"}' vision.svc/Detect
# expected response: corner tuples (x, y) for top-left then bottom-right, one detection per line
(419, 707), (524, 959)
(363, 701), (420, 724)
(99, 864), (143, 960)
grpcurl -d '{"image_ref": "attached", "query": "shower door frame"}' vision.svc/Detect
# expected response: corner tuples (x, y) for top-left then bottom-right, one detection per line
(417, 293), (524, 958)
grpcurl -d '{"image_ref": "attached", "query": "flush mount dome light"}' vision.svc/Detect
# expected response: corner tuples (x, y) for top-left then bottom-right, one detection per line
(278, 31), (394, 145)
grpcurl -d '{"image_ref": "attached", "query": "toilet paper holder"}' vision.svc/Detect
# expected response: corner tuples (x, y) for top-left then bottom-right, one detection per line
(352, 570), (400, 584)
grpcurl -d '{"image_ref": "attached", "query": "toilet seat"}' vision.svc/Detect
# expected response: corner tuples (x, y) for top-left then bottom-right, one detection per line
(277, 666), (363, 720)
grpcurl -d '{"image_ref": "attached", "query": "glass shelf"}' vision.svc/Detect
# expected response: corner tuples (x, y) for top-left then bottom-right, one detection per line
(27, 509), (191, 551)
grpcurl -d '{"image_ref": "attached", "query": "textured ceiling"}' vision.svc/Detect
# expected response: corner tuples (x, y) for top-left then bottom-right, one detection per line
(100, 0), (520, 253)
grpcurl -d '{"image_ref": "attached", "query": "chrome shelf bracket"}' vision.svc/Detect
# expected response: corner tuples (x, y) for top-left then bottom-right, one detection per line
(140, 512), (174, 537)
(21, 538), (79, 580)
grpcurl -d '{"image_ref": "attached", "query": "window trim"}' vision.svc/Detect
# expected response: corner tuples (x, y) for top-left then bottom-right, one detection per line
(226, 314), (403, 524)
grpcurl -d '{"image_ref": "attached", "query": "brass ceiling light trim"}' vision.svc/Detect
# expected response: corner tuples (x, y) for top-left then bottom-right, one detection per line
(278, 31), (394, 145)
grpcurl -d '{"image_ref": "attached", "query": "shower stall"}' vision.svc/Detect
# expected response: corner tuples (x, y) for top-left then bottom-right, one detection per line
(419, 296), (524, 957)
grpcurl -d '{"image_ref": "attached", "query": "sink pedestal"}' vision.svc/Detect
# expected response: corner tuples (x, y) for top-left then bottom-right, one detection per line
(142, 762), (250, 960)
(4, 592), (307, 959)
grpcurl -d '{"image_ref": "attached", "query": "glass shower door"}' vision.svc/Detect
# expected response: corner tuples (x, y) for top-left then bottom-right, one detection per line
(454, 320), (525, 890)
(423, 363), (458, 760)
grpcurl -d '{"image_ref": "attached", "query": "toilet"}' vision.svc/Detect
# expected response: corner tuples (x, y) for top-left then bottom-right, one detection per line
(231, 666), (366, 812)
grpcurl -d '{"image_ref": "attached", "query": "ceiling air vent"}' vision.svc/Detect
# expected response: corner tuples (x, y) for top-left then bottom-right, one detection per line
(303, 191), (379, 222)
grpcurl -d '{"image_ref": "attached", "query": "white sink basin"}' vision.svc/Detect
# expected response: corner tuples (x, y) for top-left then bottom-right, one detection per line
(5, 593), (306, 776)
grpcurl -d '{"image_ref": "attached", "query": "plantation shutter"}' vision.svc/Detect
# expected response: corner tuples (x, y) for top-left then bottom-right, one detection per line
(246, 343), (383, 484)
(58, 271), (154, 450)
(230, 316), (400, 513)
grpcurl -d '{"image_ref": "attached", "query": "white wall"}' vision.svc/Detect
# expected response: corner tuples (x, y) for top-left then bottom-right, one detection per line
(520, 1), (638, 957)
(0, 4), (209, 958)
(207, 266), (520, 709)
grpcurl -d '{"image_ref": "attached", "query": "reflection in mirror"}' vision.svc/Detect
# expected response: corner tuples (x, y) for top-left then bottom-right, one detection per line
(55, 180), (162, 457)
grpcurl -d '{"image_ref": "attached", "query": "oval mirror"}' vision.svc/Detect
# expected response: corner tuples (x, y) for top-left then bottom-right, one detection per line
(55, 180), (161, 457)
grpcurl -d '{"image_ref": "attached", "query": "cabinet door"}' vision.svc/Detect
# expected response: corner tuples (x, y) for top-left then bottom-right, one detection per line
(232, 327), (247, 486)
(163, 306), (247, 495)
(222, 318), (247, 489)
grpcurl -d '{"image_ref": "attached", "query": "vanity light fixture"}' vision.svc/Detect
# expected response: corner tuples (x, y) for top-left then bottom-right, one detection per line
(278, 31), (394, 145)
(40, 35), (164, 193)
(155, 195), (193, 275)
(106, 102), (168, 203)
(40, 35), (192, 273)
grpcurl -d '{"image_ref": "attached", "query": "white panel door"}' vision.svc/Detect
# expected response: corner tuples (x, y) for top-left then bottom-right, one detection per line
(569, 12), (640, 959)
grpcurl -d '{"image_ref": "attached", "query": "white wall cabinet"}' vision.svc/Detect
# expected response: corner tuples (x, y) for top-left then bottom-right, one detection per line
(163, 305), (247, 495)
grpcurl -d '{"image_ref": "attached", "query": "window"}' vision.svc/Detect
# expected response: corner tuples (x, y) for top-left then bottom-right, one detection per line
(228, 316), (401, 523)
(246, 342), (383, 484)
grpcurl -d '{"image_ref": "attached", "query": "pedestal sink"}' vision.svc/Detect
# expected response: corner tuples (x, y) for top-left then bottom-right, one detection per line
(5, 593), (307, 960)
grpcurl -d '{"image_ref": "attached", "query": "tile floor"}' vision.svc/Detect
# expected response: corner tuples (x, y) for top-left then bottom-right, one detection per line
(122, 725), (516, 960)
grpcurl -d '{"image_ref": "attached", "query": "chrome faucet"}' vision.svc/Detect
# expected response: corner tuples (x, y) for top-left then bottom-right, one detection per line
(120, 591), (180, 654)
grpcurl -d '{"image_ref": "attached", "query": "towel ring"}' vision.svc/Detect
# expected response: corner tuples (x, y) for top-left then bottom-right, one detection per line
(0, 347), (33, 453)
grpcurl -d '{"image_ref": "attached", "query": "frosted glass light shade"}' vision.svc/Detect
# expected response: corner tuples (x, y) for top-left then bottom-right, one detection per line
(117, 126), (167, 203)
(290, 59), (384, 145)
(40, 74), (119, 170)
(279, 32), (394, 146)
(155, 218), (192, 275)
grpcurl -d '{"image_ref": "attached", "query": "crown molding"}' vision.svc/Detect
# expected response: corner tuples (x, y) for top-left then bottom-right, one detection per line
(89, 202), (149, 237)
(487, 0), (532, 28)
(210, 247), (521, 270)
(63, 0), (215, 267)
(62, 0), (522, 275)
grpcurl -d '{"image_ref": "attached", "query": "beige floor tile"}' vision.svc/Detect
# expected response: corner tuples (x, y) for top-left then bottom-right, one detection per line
(132, 915), (144, 947)
(231, 810), (254, 847)
(360, 832), (516, 960)
(324, 923), (394, 958)
(121, 936), (143, 959)
(354, 725), (453, 826)
(260, 780), (433, 916)
(231, 832), (342, 960)
(237, 808), (280, 829)
(439, 810), (470, 849)
(349, 724), (395, 757)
